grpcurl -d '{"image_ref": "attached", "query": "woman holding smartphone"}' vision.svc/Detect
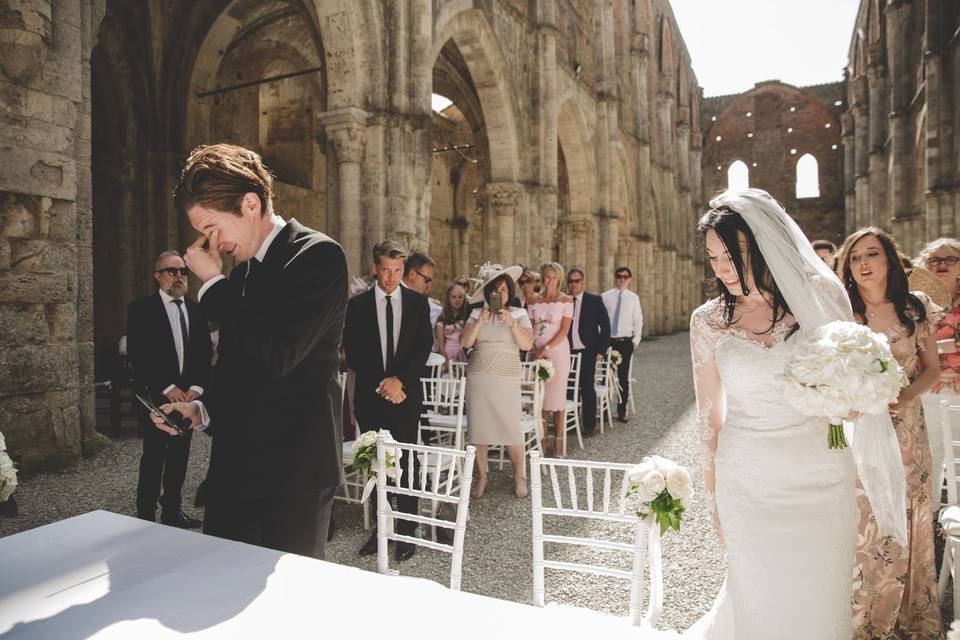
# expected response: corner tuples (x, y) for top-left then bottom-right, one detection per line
(460, 264), (533, 498)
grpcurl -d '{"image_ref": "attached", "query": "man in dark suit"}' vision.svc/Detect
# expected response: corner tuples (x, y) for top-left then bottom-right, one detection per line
(127, 250), (212, 527)
(342, 239), (433, 562)
(154, 144), (347, 559)
(566, 268), (611, 437)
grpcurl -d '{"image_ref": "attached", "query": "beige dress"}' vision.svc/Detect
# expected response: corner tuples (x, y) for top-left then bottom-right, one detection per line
(466, 307), (531, 446)
(852, 291), (941, 640)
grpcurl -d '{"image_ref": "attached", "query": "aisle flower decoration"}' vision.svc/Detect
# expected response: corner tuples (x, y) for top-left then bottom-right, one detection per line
(534, 359), (555, 382)
(0, 431), (18, 507)
(609, 349), (623, 369)
(781, 320), (907, 449)
(626, 455), (692, 536)
(350, 429), (402, 503)
(948, 620), (960, 640)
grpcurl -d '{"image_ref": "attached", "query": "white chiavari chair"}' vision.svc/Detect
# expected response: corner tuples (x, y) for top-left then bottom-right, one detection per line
(448, 360), (468, 379)
(496, 361), (544, 470)
(376, 434), (476, 590)
(937, 398), (960, 617)
(626, 352), (637, 417)
(594, 348), (615, 433)
(564, 352), (584, 456)
(529, 451), (664, 628)
(418, 376), (468, 539)
(337, 371), (371, 529)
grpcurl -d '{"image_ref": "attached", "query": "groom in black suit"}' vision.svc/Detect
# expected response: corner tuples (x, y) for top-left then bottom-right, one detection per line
(127, 250), (212, 527)
(342, 239), (434, 561)
(154, 144), (347, 559)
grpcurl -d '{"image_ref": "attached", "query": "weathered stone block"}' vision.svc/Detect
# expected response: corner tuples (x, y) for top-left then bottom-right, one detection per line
(0, 146), (76, 200)
(0, 303), (48, 344)
(0, 272), (71, 302)
(0, 390), (82, 473)
(0, 343), (77, 395)
(47, 198), (76, 241)
(46, 302), (76, 342)
(0, 192), (38, 238)
(9, 238), (76, 273)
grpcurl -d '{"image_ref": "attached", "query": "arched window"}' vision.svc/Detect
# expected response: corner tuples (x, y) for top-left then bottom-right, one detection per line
(727, 160), (749, 191)
(796, 153), (820, 198)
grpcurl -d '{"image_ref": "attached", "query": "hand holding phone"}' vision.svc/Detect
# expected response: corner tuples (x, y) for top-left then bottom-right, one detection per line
(135, 393), (193, 436)
(489, 290), (502, 316)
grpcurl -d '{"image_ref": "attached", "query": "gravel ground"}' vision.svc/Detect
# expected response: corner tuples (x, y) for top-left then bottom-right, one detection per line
(1, 332), (952, 631)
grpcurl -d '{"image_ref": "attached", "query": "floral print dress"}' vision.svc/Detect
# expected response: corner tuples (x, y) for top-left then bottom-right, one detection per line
(851, 292), (941, 640)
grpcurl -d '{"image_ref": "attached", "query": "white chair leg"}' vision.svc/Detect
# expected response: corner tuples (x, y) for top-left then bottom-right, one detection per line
(952, 537), (960, 620)
(938, 541), (952, 601)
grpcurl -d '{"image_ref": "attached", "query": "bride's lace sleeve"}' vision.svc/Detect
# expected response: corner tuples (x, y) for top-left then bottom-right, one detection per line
(690, 299), (725, 537)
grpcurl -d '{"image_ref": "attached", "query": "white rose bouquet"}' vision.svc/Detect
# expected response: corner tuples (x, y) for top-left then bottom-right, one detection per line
(0, 431), (17, 504)
(625, 455), (692, 536)
(534, 358), (555, 382)
(782, 320), (908, 449)
(947, 620), (960, 640)
(350, 429), (402, 503)
(609, 350), (623, 369)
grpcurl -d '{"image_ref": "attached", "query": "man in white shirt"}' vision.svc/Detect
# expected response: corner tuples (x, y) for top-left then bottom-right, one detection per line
(127, 250), (212, 527)
(601, 266), (643, 423)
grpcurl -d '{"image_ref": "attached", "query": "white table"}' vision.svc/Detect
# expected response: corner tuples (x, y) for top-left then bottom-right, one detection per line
(0, 511), (641, 639)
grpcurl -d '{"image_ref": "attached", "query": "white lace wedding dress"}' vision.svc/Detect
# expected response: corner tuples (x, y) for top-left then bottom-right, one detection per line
(683, 297), (858, 639)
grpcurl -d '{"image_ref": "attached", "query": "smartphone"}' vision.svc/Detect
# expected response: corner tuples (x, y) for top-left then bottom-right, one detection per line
(135, 393), (192, 435)
(489, 290), (502, 316)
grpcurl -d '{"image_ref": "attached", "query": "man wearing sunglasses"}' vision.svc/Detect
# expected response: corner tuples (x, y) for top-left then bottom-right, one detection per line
(127, 250), (212, 528)
(602, 267), (643, 423)
(401, 251), (443, 329)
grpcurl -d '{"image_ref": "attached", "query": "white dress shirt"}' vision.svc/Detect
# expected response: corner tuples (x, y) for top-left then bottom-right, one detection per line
(602, 287), (644, 346)
(375, 284), (403, 366)
(198, 213), (287, 301)
(158, 289), (204, 397)
(570, 293), (585, 351)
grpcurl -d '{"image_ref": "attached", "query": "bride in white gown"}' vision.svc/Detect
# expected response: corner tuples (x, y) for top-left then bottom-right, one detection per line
(676, 190), (907, 640)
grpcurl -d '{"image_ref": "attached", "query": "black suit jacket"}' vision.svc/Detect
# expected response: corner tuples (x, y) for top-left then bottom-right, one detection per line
(342, 285), (433, 443)
(126, 293), (212, 408)
(568, 292), (611, 357)
(200, 220), (347, 500)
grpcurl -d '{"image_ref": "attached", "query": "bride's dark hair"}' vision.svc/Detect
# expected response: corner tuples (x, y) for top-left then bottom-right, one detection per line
(697, 205), (795, 334)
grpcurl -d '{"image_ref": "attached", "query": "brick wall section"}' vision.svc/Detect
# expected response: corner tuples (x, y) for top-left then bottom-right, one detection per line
(701, 81), (846, 244)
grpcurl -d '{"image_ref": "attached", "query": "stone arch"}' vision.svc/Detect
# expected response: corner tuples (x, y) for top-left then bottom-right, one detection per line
(557, 98), (598, 217)
(431, 8), (521, 182)
(796, 153), (820, 198)
(658, 14), (674, 75)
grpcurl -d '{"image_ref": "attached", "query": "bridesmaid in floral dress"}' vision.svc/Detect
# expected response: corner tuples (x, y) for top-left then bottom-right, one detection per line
(837, 228), (942, 640)
(527, 262), (574, 456)
(435, 283), (468, 370)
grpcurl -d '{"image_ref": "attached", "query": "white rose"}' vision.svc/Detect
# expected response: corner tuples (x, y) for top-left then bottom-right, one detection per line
(627, 461), (654, 485)
(0, 431), (6, 451)
(641, 470), (666, 498)
(665, 465), (693, 501)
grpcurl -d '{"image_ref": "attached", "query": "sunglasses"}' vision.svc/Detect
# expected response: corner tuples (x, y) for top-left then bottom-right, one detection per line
(615, 274), (630, 280)
(414, 269), (433, 284)
(567, 278), (583, 284)
(158, 267), (189, 277)
(927, 256), (960, 267)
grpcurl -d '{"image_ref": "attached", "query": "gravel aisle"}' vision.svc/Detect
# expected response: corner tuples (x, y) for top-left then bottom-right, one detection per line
(0, 332), (724, 631)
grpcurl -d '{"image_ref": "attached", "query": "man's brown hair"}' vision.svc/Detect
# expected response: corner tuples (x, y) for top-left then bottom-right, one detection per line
(174, 144), (274, 216)
(372, 239), (409, 265)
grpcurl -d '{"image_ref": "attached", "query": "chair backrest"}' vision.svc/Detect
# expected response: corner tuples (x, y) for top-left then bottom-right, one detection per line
(595, 347), (616, 386)
(567, 352), (582, 401)
(419, 376), (467, 449)
(448, 361), (468, 379)
(520, 362), (545, 441)
(529, 451), (661, 627)
(942, 398), (960, 506)
(376, 434), (476, 590)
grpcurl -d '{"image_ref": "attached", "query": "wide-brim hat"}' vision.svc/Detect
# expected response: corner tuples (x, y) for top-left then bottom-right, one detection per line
(467, 263), (523, 304)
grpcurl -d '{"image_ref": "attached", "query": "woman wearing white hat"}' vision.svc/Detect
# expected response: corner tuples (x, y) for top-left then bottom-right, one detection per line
(460, 263), (534, 498)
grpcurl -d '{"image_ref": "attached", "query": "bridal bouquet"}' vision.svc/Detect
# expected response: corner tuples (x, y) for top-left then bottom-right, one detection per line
(782, 320), (908, 449)
(626, 455), (692, 536)
(0, 432), (17, 504)
(350, 429), (402, 503)
(534, 358), (555, 382)
(609, 350), (623, 369)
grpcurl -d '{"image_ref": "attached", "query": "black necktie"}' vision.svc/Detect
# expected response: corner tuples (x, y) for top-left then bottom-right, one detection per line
(243, 259), (257, 297)
(385, 294), (395, 373)
(173, 299), (189, 370)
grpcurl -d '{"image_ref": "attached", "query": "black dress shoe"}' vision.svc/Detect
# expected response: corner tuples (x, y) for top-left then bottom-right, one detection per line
(395, 541), (416, 562)
(581, 429), (597, 439)
(617, 415), (628, 424)
(359, 531), (378, 556)
(160, 510), (202, 529)
(136, 510), (155, 522)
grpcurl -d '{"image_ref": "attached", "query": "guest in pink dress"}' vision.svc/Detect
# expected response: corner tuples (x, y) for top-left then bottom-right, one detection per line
(435, 283), (468, 369)
(527, 262), (573, 456)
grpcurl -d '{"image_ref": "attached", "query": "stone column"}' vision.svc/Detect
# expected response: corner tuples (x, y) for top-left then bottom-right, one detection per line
(320, 108), (368, 276)
(484, 182), (523, 265)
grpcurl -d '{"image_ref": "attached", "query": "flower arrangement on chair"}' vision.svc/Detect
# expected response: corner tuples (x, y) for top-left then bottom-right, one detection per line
(534, 359), (555, 382)
(626, 455), (692, 536)
(0, 431), (18, 517)
(351, 429), (402, 503)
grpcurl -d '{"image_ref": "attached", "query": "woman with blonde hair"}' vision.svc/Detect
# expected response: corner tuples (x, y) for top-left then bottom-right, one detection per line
(435, 282), (468, 369)
(526, 262), (573, 456)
